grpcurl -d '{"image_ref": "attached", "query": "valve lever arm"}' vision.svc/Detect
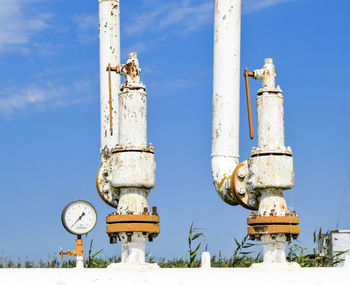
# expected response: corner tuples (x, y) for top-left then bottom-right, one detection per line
(106, 63), (118, 136)
(243, 68), (254, 140)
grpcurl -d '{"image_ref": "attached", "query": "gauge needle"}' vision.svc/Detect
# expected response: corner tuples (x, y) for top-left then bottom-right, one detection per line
(70, 212), (85, 228)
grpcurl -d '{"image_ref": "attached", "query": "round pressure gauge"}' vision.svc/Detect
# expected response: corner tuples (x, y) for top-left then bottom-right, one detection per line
(61, 200), (97, 235)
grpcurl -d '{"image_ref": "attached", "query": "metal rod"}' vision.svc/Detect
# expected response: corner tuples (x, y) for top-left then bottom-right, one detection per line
(108, 63), (113, 136)
(244, 68), (254, 139)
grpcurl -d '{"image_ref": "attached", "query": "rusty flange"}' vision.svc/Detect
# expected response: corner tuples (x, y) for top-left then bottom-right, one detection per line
(231, 160), (260, 210)
(247, 212), (300, 240)
(106, 208), (160, 244)
(247, 215), (299, 225)
(248, 225), (300, 237)
(107, 223), (160, 234)
(96, 164), (119, 209)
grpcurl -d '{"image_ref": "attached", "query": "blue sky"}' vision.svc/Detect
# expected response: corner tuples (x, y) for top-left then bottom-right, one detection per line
(0, 0), (349, 262)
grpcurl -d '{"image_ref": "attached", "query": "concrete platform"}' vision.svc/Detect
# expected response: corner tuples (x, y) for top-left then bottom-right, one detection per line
(0, 266), (349, 285)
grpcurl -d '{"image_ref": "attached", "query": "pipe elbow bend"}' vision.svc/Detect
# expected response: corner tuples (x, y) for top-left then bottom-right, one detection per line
(211, 156), (240, 206)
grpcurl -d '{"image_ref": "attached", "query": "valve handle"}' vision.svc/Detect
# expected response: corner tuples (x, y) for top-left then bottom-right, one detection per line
(59, 248), (69, 260)
(106, 63), (117, 136)
(243, 68), (254, 140)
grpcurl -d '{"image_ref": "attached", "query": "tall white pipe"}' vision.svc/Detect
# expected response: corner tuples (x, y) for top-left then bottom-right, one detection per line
(212, 0), (241, 205)
(99, 0), (121, 153)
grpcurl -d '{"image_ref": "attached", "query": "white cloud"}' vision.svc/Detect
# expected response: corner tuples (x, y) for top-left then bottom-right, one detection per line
(243, 0), (294, 14)
(123, 0), (295, 37)
(73, 14), (98, 44)
(124, 0), (212, 37)
(0, 0), (51, 52)
(0, 81), (93, 115)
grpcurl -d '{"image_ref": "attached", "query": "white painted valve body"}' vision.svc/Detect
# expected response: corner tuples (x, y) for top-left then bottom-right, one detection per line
(109, 54), (155, 265)
(211, 0), (241, 206)
(118, 87), (147, 148)
(248, 59), (294, 193)
(248, 59), (295, 265)
(98, 0), (156, 266)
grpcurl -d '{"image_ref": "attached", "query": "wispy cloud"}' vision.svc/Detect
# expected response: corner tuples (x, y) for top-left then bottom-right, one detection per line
(123, 0), (295, 37)
(0, 0), (51, 52)
(73, 14), (98, 44)
(0, 81), (94, 116)
(243, 0), (294, 14)
(124, 0), (212, 37)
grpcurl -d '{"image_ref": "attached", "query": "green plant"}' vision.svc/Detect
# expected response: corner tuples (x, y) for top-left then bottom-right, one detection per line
(85, 239), (105, 268)
(186, 222), (206, 268)
(232, 235), (259, 267)
(287, 240), (346, 267)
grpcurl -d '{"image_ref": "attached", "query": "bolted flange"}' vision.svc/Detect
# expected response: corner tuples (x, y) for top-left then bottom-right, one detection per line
(231, 160), (260, 210)
(106, 208), (160, 244)
(247, 211), (300, 240)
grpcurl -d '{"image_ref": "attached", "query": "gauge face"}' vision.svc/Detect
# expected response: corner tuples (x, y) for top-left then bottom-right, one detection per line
(61, 200), (97, 235)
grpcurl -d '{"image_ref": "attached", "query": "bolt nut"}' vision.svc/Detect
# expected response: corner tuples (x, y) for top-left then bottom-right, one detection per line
(109, 235), (117, 244)
(249, 198), (257, 206)
(126, 233), (132, 242)
(238, 187), (246, 195)
(238, 169), (246, 179)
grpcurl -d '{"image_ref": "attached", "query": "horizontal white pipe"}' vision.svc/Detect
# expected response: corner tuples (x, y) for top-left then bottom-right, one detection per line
(211, 0), (241, 205)
(99, 0), (121, 152)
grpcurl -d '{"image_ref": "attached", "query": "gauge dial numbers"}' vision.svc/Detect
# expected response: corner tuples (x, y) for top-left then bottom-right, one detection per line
(61, 200), (97, 235)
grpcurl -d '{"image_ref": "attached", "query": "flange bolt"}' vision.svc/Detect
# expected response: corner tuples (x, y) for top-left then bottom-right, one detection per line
(249, 198), (257, 207)
(238, 187), (246, 195)
(238, 169), (246, 179)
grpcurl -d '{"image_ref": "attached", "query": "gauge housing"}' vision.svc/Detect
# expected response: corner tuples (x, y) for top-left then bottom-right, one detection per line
(61, 200), (97, 235)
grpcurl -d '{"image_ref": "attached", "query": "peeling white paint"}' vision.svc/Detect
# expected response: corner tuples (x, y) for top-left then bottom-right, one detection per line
(212, 0), (241, 205)
(99, 0), (120, 152)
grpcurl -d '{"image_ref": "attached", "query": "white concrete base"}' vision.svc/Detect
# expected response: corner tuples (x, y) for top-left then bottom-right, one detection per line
(107, 262), (160, 271)
(251, 261), (300, 270)
(0, 267), (348, 285)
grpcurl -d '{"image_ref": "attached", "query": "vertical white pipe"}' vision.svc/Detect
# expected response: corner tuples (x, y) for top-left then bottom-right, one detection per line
(99, 0), (121, 152)
(212, 0), (241, 205)
(118, 188), (149, 264)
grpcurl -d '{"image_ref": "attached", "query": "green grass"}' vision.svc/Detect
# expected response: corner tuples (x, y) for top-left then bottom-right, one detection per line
(0, 224), (345, 268)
